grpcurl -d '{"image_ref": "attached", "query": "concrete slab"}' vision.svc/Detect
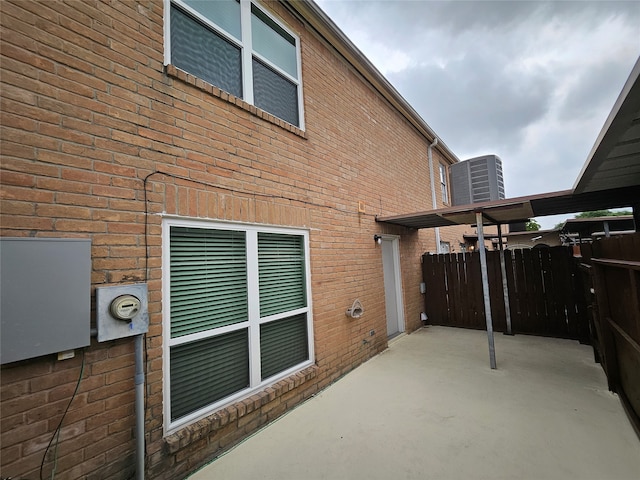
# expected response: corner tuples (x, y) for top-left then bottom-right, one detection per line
(189, 326), (640, 480)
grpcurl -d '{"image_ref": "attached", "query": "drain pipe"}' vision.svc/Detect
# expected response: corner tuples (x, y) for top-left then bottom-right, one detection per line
(134, 334), (145, 480)
(428, 137), (441, 253)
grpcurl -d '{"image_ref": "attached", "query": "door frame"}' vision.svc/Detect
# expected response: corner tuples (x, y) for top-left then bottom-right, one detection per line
(381, 235), (405, 337)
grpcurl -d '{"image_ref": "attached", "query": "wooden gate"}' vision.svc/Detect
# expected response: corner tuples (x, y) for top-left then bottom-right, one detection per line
(422, 246), (589, 341)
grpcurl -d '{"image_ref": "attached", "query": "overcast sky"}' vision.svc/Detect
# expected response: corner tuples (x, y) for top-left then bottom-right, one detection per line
(315, 0), (640, 228)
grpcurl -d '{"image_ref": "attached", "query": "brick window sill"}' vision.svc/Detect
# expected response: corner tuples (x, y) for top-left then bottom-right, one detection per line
(165, 65), (306, 139)
(164, 365), (318, 454)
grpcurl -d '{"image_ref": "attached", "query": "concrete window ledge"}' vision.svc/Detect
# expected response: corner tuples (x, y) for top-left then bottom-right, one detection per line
(164, 365), (319, 454)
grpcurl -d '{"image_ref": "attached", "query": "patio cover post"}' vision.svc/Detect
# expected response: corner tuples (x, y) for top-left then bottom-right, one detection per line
(476, 211), (497, 369)
(497, 224), (513, 335)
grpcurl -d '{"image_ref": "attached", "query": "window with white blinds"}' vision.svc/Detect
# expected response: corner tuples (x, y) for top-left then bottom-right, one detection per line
(258, 233), (306, 317)
(167, 0), (304, 128)
(164, 220), (313, 431)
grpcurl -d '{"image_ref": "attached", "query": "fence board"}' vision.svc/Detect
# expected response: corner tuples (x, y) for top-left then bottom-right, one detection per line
(488, 251), (506, 332)
(444, 254), (458, 326)
(470, 251), (486, 329)
(512, 249), (526, 328)
(540, 249), (555, 334)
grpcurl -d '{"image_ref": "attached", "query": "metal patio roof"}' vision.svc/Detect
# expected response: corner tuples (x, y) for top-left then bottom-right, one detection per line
(376, 186), (640, 229)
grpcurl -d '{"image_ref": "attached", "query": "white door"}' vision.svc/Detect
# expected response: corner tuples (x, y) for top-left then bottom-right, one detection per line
(381, 236), (404, 338)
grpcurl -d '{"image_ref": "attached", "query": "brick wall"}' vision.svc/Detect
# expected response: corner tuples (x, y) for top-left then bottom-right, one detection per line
(1, 1), (456, 478)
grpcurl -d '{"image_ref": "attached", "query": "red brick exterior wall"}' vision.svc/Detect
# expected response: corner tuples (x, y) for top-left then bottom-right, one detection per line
(1, 1), (457, 478)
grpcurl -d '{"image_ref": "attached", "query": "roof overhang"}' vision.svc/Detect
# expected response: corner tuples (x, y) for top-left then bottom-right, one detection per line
(574, 57), (640, 194)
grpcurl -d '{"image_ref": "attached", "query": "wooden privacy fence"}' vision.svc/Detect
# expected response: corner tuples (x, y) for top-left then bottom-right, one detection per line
(580, 234), (640, 436)
(422, 246), (589, 341)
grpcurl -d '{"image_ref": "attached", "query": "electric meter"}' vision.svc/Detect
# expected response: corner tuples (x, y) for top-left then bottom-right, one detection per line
(109, 295), (141, 321)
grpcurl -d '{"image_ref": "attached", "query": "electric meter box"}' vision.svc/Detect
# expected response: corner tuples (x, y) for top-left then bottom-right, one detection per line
(0, 238), (92, 364)
(96, 283), (149, 342)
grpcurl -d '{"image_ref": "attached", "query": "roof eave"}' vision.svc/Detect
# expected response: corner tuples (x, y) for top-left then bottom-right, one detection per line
(283, 0), (460, 164)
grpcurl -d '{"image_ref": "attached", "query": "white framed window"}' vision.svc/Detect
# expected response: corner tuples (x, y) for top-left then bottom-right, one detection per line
(439, 163), (449, 204)
(165, 0), (304, 128)
(163, 218), (314, 433)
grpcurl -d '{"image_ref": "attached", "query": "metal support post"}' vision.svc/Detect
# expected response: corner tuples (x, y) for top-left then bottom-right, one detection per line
(476, 212), (497, 369)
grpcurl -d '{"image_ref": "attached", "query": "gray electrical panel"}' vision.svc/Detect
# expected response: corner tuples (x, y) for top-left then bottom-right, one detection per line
(1, 238), (91, 364)
(450, 154), (505, 206)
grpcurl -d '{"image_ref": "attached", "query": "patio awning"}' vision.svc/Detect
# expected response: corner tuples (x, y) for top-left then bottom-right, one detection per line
(376, 186), (640, 229)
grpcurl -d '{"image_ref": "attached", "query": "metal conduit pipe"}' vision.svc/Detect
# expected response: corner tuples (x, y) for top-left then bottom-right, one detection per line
(90, 299), (146, 478)
(135, 334), (145, 480)
(428, 137), (441, 253)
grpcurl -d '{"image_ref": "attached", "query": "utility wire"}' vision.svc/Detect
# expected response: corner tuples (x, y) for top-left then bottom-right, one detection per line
(40, 349), (86, 480)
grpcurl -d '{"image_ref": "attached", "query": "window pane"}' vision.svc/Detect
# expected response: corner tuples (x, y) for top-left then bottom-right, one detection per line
(170, 227), (248, 337)
(182, 0), (241, 39)
(171, 5), (243, 98)
(253, 58), (299, 126)
(258, 232), (306, 317)
(260, 314), (308, 380)
(170, 329), (249, 420)
(251, 5), (297, 78)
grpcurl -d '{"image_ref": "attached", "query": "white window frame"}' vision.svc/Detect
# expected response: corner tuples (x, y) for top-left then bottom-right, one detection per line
(439, 241), (451, 254)
(162, 217), (314, 434)
(164, 0), (305, 129)
(439, 163), (449, 204)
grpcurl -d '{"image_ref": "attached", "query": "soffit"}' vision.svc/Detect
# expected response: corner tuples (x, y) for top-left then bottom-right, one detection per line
(574, 57), (640, 194)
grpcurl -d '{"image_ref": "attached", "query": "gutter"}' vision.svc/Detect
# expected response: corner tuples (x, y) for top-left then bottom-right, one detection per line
(428, 138), (441, 252)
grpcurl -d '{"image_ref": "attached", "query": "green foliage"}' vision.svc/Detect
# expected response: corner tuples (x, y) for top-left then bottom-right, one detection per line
(525, 219), (541, 231)
(552, 210), (632, 229)
(575, 210), (631, 218)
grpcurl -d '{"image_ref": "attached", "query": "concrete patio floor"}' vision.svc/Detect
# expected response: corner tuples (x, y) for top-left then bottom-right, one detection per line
(189, 326), (640, 480)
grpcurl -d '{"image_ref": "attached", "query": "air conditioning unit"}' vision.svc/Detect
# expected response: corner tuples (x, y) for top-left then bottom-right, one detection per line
(450, 154), (505, 206)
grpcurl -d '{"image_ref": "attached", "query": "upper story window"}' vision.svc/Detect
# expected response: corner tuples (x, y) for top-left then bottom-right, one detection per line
(439, 163), (449, 204)
(166, 0), (304, 128)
